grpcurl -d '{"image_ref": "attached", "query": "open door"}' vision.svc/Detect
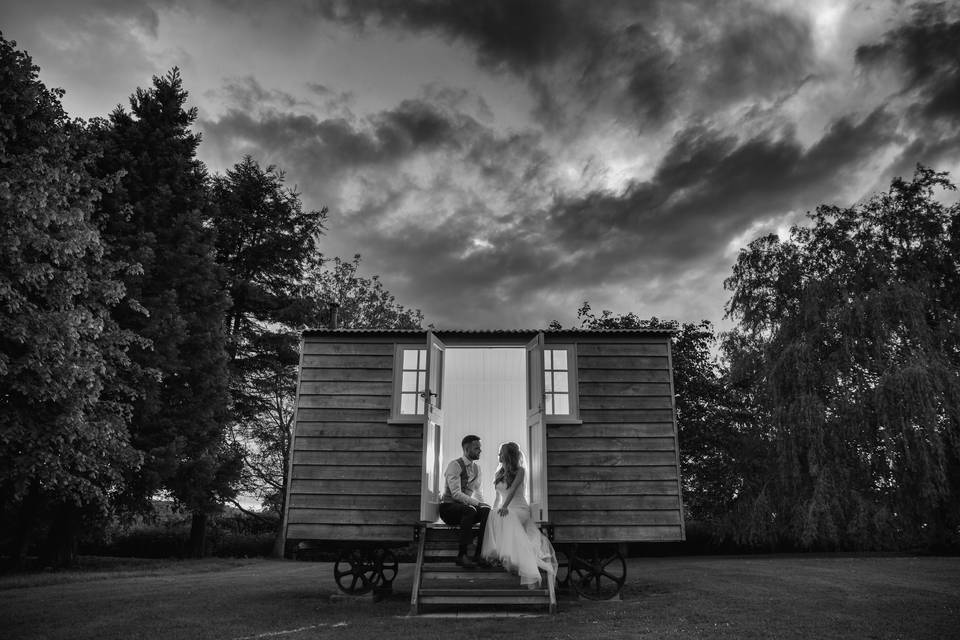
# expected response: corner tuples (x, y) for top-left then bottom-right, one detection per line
(526, 332), (549, 523)
(419, 331), (446, 522)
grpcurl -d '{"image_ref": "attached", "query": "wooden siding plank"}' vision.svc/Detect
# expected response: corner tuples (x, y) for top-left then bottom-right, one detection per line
(577, 369), (671, 383)
(288, 479), (419, 494)
(297, 409), (390, 422)
(287, 508), (417, 525)
(299, 381), (393, 395)
(579, 409), (675, 423)
(301, 354), (392, 368)
(548, 424), (676, 438)
(549, 480), (679, 495)
(578, 396), (673, 410)
(299, 368), (394, 382)
(577, 382), (673, 396)
(550, 525), (683, 542)
(296, 422), (422, 437)
(291, 465), (420, 481)
(550, 451), (678, 466)
(550, 495), (680, 510)
(297, 395), (392, 409)
(576, 343), (668, 356)
(547, 466), (679, 481)
(286, 524), (413, 542)
(548, 437), (676, 452)
(294, 436), (420, 452)
(578, 356), (669, 370)
(550, 510), (682, 525)
(293, 451), (419, 465)
(301, 342), (394, 356)
(288, 494), (420, 510)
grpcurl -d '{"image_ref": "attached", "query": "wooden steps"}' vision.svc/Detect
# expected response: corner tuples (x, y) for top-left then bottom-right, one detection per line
(410, 523), (557, 615)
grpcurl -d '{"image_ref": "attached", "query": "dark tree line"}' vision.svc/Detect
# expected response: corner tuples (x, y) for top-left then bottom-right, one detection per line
(0, 35), (421, 567)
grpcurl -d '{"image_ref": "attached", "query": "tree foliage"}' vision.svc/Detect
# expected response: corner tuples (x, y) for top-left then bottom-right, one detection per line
(207, 156), (326, 554)
(724, 166), (960, 549)
(310, 255), (424, 329)
(0, 34), (139, 565)
(91, 69), (237, 554)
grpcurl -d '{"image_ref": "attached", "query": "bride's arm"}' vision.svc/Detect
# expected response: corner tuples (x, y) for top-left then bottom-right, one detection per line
(497, 467), (525, 514)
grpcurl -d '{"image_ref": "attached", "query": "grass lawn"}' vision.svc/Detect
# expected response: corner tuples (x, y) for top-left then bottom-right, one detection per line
(1, 555), (957, 639)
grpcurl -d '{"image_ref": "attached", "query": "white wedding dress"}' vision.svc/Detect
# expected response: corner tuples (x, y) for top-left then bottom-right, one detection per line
(480, 476), (558, 588)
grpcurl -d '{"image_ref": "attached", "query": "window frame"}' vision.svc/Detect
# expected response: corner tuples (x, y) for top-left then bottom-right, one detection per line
(542, 343), (581, 424)
(389, 343), (429, 423)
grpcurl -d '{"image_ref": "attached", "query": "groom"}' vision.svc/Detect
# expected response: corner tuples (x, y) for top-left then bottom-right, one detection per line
(439, 434), (491, 568)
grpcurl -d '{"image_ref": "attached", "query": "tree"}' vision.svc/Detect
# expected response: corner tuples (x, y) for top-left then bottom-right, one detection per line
(724, 166), (960, 550)
(91, 69), (237, 556)
(0, 34), (139, 567)
(207, 156), (327, 555)
(311, 255), (424, 330)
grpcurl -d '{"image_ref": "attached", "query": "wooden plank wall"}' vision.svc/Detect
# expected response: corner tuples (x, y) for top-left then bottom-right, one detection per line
(546, 337), (685, 542)
(285, 337), (421, 543)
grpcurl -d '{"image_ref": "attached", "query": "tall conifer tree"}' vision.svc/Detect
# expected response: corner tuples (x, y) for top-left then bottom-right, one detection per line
(92, 69), (236, 555)
(207, 157), (326, 554)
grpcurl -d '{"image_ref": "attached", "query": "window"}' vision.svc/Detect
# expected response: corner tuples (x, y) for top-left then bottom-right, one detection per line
(543, 346), (579, 421)
(397, 347), (427, 416)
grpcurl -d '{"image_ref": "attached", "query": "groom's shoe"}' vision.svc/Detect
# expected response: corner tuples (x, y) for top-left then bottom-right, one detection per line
(455, 555), (476, 569)
(474, 557), (492, 568)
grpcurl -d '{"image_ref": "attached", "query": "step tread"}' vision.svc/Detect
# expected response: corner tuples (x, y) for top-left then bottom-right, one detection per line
(419, 587), (549, 596)
(418, 596), (551, 606)
(422, 564), (506, 572)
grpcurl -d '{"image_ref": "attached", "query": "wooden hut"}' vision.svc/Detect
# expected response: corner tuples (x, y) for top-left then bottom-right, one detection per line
(282, 328), (684, 610)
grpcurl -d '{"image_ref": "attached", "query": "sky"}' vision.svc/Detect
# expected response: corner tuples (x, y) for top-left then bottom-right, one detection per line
(5, 0), (960, 331)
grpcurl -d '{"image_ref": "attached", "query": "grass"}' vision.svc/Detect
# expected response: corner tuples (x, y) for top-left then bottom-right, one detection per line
(0, 555), (957, 639)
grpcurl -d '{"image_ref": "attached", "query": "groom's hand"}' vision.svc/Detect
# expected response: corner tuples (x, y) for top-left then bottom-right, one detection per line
(478, 502), (491, 510)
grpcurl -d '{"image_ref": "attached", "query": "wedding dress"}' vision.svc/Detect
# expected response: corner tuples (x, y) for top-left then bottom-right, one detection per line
(480, 475), (558, 588)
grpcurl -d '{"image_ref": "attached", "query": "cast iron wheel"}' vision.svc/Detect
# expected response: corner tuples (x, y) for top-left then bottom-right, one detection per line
(555, 546), (571, 588)
(333, 548), (378, 595)
(570, 545), (626, 600)
(374, 547), (399, 586)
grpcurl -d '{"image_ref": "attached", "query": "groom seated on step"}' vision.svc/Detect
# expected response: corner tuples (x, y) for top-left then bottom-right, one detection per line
(439, 435), (492, 568)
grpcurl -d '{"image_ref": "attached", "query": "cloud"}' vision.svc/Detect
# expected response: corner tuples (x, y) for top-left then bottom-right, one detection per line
(312, 0), (817, 135)
(26, 0), (952, 331)
(855, 2), (960, 125)
(2, 0), (185, 118)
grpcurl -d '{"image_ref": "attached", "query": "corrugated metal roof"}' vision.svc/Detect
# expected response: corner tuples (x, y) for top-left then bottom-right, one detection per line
(301, 327), (675, 336)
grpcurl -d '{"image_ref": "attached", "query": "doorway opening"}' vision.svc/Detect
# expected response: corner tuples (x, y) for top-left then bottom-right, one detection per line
(440, 348), (530, 504)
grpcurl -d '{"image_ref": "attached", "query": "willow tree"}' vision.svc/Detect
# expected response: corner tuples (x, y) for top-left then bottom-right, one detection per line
(724, 166), (960, 550)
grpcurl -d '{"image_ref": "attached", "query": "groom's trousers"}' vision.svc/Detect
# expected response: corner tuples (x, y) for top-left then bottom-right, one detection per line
(439, 501), (491, 557)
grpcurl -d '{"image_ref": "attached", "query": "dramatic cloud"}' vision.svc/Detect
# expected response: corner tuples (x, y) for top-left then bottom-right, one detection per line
(856, 2), (960, 125)
(6, 0), (960, 329)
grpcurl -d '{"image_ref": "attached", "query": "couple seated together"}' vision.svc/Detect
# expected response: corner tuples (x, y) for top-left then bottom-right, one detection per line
(438, 434), (558, 588)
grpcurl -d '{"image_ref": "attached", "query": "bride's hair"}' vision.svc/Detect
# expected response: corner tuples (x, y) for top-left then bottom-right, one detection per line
(494, 442), (522, 487)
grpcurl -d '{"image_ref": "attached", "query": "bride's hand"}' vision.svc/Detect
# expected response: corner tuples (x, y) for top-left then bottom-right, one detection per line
(498, 506), (508, 516)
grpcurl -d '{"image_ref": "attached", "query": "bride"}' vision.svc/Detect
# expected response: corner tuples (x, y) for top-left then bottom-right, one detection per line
(480, 442), (558, 588)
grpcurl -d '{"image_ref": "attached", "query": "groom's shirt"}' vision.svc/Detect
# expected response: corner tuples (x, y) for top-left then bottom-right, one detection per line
(441, 455), (485, 506)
